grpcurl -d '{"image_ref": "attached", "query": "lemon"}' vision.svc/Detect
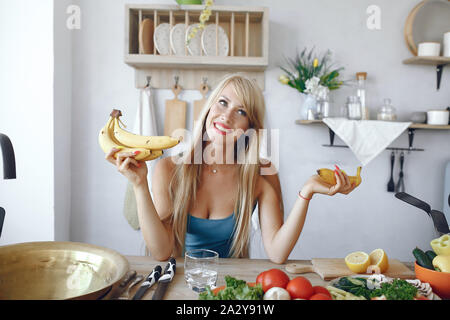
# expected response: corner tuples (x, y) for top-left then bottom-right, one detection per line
(345, 251), (370, 274)
(369, 248), (389, 273)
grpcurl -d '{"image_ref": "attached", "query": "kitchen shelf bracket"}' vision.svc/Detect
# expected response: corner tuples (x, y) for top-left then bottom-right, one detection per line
(437, 64), (444, 90)
(322, 127), (424, 152)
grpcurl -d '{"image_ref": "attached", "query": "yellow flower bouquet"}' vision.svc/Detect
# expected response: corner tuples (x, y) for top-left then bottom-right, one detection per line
(279, 47), (345, 97)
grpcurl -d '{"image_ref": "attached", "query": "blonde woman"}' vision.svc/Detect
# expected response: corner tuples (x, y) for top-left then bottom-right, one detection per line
(106, 74), (357, 264)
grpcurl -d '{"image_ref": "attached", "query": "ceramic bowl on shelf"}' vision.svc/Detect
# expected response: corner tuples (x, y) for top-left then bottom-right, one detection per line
(410, 111), (427, 124)
(427, 109), (449, 125)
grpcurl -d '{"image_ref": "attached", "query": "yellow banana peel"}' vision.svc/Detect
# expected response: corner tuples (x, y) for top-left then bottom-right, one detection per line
(317, 166), (362, 187)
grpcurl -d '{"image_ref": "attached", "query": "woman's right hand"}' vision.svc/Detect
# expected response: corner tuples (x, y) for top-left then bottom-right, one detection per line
(105, 147), (148, 186)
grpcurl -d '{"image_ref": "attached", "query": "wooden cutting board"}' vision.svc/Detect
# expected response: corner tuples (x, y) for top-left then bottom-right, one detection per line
(193, 83), (209, 128)
(164, 84), (186, 139)
(139, 18), (154, 54)
(285, 258), (415, 281)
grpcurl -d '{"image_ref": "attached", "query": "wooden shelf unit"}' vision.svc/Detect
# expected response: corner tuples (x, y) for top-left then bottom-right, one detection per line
(125, 4), (269, 89)
(295, 119), (450, 130)
(402, 56), (450, 90)
(403, 56), (450, 66)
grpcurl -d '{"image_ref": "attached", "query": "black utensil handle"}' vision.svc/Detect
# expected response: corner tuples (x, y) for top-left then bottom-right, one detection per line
(395, 192), (431, 216)
(160, 257), (176, 281)
(152, 282), (168, 300)
(0, 207), (5, 238)
(390, 152), (395, 173)
(399, 152), (404, 169)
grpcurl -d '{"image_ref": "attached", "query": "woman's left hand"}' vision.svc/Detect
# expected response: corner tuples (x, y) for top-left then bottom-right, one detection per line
(301, 165), (357, 198)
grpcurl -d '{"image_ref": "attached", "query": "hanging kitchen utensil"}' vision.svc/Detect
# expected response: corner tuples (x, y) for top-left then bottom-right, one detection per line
(395, 192), (449, 236)
(0, 207), (5, 238)
(395, 151), (405, 192)
(395, 192), (431, 217)
(139, 18), (154, 54)
(387, 151), (396, 192)
(164, 77), (186, 140)
(430, 210), (450, 235)
(193, 79), (209, 128)
(444, 161), (450, 223)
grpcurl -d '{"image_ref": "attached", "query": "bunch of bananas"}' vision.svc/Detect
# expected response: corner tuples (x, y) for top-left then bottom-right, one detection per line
(98, 109), (180, 161)
(317, 166), (362, 187)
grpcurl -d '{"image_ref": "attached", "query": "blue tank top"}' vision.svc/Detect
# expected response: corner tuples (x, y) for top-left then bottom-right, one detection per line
(184, 203), (257, 258)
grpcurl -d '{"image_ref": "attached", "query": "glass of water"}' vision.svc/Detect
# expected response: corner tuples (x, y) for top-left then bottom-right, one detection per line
(184, 249), (219, 293)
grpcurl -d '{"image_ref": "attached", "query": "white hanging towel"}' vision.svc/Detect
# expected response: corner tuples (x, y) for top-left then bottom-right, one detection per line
(322, 118), (412, 166)
(123, 86), (159, 230)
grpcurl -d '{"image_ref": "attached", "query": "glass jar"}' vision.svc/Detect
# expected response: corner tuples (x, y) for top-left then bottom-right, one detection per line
(377, 98), (397, 121)
(346, 96), (362, 120)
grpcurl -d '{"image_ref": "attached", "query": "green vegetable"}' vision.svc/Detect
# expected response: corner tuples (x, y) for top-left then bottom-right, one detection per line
(198, 276), (264, 300)
(412, 247), (434, 270)
(333, 277), (372, 299)
(370, 279), (418, 300)
(332, 277), (418, 300)
(425, 250), (437, 262)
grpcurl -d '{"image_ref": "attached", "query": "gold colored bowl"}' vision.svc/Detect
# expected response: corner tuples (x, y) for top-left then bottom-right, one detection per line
(0, 241), (129, 300)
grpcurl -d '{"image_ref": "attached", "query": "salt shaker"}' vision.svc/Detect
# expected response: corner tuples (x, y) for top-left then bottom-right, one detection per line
(346, 96), (362, 120)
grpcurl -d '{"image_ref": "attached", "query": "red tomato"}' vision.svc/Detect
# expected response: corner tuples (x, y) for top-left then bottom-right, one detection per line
(286, 276), (314, 300)
(309, 293), (332, 300)
(259, 269), (290, 292)
(312, 286), (332, 298)
(256, 271), (267, 285)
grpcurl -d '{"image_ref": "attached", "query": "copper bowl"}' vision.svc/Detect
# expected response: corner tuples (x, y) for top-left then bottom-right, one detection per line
(0, 241), (129, 300)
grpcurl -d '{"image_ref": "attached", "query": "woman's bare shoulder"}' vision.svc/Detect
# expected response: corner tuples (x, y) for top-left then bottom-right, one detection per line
(152, 156), (177, 183)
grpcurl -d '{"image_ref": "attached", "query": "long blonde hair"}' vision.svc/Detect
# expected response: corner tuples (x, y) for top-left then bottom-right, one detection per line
(167, 74), (266, 258)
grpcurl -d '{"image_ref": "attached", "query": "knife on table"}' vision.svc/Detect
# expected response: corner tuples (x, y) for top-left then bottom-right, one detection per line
(103, 270), (137, 300)
(152, 257), (176, 300)
(132, 265), (162, 300)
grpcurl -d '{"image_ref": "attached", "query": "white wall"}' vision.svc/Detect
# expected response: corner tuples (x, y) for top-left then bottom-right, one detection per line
(1, 0), (449, 262)
(0, 0), (55, 243)
(54, 0), (73, 241)
(69, 0), (449, 261)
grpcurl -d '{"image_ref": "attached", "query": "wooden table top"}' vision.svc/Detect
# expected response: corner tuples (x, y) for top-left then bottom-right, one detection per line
(108, 256), (414, 300)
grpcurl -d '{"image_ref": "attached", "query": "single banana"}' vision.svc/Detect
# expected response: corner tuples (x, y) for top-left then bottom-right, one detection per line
(140, 149), (164, 161)
(317, 166), (362, 187)
(111, 110), (180, 150)
(98, 116), (153, 161)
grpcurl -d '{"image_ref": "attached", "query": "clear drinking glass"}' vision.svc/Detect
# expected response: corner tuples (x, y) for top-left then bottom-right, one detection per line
(184, 249), (219, 292)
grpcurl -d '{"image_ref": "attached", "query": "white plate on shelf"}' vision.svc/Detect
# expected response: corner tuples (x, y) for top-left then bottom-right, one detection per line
(201, 24), (229, 56)
(153, 23), (171, 55)
(170, 23), (187, 56)
(185, 23), (203, 56)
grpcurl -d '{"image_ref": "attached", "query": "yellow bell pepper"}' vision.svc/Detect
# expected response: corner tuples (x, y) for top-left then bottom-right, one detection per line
(430, 234), (450, 256)
(432, 255), (450, 273)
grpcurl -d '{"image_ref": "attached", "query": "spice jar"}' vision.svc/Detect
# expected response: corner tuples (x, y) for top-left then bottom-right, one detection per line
(377, 98), (397, 121)
(346, 96), (362, 120)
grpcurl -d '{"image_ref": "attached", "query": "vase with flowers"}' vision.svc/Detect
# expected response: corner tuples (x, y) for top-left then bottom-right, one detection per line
(279, 47), (346, 120)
